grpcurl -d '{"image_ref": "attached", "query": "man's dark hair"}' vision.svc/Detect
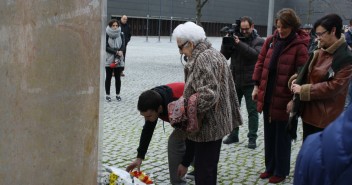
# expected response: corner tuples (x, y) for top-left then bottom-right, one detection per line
(137, 90), (163, 112)
(313, 14), (343, 39)
(240, 16), (254, 26)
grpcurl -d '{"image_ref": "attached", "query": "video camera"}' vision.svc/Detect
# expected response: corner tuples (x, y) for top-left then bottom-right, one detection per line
(221, 19), (245, 47)
(220, 20), (241, 38)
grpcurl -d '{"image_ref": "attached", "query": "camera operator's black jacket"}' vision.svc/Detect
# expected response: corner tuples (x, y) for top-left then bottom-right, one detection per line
(221, 30), (264, 87)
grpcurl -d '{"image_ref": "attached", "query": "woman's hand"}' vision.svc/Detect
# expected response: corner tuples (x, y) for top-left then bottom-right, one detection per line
(177, 164), (188, 178)
(252, 85), (259, 102)
(286, 100), (293, 113)
(126, 158), (143, 172)
(291, 84), (302, 94)
(116, 50), (123, 57)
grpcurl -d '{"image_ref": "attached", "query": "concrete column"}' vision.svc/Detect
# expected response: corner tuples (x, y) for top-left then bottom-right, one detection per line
(267, 0), (275, 36)
(0, 1), (104, 184)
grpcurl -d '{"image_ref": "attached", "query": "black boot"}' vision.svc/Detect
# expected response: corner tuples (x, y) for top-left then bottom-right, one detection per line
(248, 138), (257, 149)
(223, 132), (239, 144)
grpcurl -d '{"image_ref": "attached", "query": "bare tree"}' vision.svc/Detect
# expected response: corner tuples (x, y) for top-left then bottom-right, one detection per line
(307, 0), (314, 23)
(195, 0), (209, 25)
(319, 0), (352, 20)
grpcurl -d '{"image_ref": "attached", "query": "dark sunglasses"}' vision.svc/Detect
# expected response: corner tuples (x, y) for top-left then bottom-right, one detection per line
(178, 41), (188, 50)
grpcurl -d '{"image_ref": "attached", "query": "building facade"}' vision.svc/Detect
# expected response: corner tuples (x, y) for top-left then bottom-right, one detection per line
(108, 0), (352, 37)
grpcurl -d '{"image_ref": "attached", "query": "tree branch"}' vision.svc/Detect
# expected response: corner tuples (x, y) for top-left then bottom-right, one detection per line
(200, 0), (209, 8)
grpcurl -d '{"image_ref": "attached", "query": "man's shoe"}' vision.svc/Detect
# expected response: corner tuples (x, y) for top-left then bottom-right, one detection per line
(268, 176), (285, 183)
(248, 139), (257, 149)
(116, 96), (121, 101)
(185, 170), (195, 180)
(106, 96), (111, 102)
(223, 135), (239, 144)
(259, 172), (272, 179)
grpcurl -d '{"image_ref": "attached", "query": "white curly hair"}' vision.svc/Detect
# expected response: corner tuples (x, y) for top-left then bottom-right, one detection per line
(172, 21), (206, 44)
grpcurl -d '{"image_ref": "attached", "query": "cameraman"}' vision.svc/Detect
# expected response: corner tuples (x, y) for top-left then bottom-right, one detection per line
(221, 16), (264, 149)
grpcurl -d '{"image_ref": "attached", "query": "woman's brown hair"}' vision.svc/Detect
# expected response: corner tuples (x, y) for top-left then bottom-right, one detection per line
(275, 8), (301, 31)
(108, 19), (119, 27)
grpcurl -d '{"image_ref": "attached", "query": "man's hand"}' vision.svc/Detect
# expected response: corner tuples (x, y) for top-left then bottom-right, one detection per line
(234, 35), (240, 44)
(126, 158), (143, 172)
(252, 85), (259, 102)
(177, 164), (188, 178)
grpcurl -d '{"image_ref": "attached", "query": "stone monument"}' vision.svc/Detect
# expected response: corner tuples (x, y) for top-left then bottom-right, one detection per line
(0, 1), (105, 184)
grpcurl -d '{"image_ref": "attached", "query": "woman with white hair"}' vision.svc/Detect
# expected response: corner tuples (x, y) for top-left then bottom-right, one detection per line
(172, 21), (243, 184)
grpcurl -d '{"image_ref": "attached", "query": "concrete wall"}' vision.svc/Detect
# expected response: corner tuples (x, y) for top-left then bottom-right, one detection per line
(108, 0), (270, 24)
(108, 0), (352, 25)
(0, 0), (104, 184)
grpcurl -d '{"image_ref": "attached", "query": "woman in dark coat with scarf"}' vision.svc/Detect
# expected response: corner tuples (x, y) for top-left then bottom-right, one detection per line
(252, 8), (309, 184)
(105, 19), (125, 102)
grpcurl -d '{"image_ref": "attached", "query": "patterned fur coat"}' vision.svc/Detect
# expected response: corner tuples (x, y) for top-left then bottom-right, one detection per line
(183, 40), (243, 142)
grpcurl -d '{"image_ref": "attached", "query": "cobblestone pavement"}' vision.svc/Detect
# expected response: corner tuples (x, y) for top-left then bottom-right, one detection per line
(101, 36), (303, 185)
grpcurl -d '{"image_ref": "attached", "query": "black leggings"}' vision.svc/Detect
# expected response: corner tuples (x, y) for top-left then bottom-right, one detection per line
(193, 139), (222, 185)
(105, 67), (122, 95)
